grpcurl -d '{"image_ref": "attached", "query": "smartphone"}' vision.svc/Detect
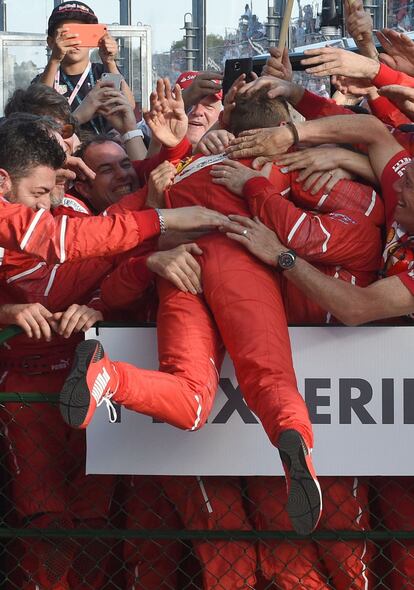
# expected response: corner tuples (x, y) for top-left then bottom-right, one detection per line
(101, 72), (123, 91)
(65, 23), (107, 47)
(222, 58), (253, 99)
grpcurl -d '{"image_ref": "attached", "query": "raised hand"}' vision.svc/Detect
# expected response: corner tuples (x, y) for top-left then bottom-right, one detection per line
(262, 47), (293, 81)
(378, 85), (414, 119)
(143, 78), (188, 147)
(49, 26), (81, 62)
(301, 47), (380, 80)
(376, 29), (414, 77)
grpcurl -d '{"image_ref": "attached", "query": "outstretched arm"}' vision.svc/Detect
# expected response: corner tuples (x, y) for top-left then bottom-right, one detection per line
(227, 114), (403, 179)
(223, 215), (414, 325)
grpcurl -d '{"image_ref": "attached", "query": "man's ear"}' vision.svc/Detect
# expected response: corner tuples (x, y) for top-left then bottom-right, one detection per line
(0, 169), (12, 196)
(74, 179), (92, 202)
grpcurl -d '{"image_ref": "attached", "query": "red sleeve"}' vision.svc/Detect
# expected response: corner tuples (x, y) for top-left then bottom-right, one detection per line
(380, 150), (412, 225)
(390, 129), (414, 155)
(243, 176), (381, 271)
(0, 199), (160, 264)
(295, 89), (354, 120)
(94, 255), (154, 313)
(132, 137), (192, 186)
(368, 95), (411, 128)
(373, 63), (414, 89)
(104, 186), (148, 215)
(398, 270), (414, 296)
(290, 172), (384, 227)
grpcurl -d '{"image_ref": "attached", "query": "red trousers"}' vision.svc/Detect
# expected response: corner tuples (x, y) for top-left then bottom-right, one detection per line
(246, 476), (372, 590)
(113, 235), (313, 450)
(119, 475), (182, 590)
(0, 369), (114, 590)
(374, 477), (414, 589)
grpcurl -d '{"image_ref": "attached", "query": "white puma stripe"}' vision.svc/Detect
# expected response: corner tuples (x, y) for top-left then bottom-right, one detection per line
(91, 367), (110, 403)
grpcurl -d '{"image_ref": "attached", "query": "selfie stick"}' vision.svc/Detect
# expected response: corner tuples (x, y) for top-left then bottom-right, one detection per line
(278, 0), (294, 50)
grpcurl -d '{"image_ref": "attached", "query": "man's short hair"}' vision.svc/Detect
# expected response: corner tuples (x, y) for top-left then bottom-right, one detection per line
(0, 117), (66, 182)
(74, 133), (123, 162)
(228, 86), (290, 136)
(5, 84), (77, 130)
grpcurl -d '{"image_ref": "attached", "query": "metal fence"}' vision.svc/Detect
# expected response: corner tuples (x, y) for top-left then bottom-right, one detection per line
(0, 325), (413, 589)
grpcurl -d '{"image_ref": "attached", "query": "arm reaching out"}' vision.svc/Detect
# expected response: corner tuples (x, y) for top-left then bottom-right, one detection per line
(227, 114), (403, 180)
(223, 216), (414, 325)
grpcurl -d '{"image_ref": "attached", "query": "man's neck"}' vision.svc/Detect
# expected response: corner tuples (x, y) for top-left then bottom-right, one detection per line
(62, 59), (90, 76)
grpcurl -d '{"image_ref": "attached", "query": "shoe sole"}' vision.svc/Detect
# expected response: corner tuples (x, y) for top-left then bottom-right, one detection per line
(278, 429), (322, 536)
(59, 339), (103, 428)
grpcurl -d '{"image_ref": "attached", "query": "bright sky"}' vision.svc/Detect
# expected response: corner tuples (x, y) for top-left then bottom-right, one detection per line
(8, 0), (271, 52)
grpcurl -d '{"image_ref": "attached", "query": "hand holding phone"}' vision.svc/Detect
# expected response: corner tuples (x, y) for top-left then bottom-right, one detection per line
(100, 72), (123, 91)
(222, 58), (253, 99)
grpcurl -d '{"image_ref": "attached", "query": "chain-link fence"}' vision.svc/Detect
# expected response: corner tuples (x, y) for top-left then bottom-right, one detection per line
(0, 325), (413, 589)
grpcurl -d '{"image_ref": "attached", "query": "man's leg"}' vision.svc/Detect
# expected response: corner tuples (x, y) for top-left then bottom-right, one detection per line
(375, 477), (414, 589)
(161, 475), (257, 590)
(284, 275), (373, 590)
(246, 477), (330, 590)
(201, 237), (313, 451)
(60, 279), (224, 432)
(199, 237), (320, 535)
(1, 371), (76, 590)
(120, 475), (182, 590)
(317, 477), (373, 590)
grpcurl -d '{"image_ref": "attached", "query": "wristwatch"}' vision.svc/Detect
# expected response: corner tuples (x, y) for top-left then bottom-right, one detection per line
(277, 249), (297, 271)
(121, 129), (144, 142)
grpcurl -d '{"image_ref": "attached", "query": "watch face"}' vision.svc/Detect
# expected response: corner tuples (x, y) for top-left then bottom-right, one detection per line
(279, 251), (296, 270)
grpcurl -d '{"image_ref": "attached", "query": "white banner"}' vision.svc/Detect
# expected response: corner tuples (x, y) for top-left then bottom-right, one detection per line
(86, 326), (414, 476)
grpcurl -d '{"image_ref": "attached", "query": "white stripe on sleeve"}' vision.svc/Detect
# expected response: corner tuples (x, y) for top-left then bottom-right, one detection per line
(19, 208), (46, 251)
(59, 215), (68, 263)
(287, 212), (307, 243)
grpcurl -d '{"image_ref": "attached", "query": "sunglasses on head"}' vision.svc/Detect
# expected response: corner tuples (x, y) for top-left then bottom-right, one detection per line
(60, 123), (75, 139)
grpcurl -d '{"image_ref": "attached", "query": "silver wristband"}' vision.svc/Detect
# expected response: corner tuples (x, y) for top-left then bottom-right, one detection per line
(155, 208), (167, 234)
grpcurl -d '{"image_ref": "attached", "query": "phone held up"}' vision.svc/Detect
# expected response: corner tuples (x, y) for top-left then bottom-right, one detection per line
(100, 72), (123, 91)
(222, 58), (254, 100)
(64, 23), (107, 47)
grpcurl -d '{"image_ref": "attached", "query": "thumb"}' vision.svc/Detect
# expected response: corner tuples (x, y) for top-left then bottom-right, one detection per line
(260, 162), (273, 179)
(379, 53), (396, 69)
(185, 243), (203, 256)
(252, 156), (271, 170)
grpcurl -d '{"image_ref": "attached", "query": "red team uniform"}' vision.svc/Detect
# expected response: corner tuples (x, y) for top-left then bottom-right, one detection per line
(373, 149), (414, 590)
(0, 199), (162, 589)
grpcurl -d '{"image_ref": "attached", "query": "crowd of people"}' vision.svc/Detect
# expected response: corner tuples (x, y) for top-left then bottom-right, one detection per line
(1, 0), (414, 588)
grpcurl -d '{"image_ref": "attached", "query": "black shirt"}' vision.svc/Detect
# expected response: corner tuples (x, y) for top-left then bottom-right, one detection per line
(32, 62), (108, 135)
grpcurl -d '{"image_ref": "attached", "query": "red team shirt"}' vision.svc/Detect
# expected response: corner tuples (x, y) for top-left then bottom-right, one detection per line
(380, 150), (414, 295)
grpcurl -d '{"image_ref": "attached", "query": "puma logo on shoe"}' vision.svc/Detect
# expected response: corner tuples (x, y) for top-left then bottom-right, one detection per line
(91, 367), (111, 403)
